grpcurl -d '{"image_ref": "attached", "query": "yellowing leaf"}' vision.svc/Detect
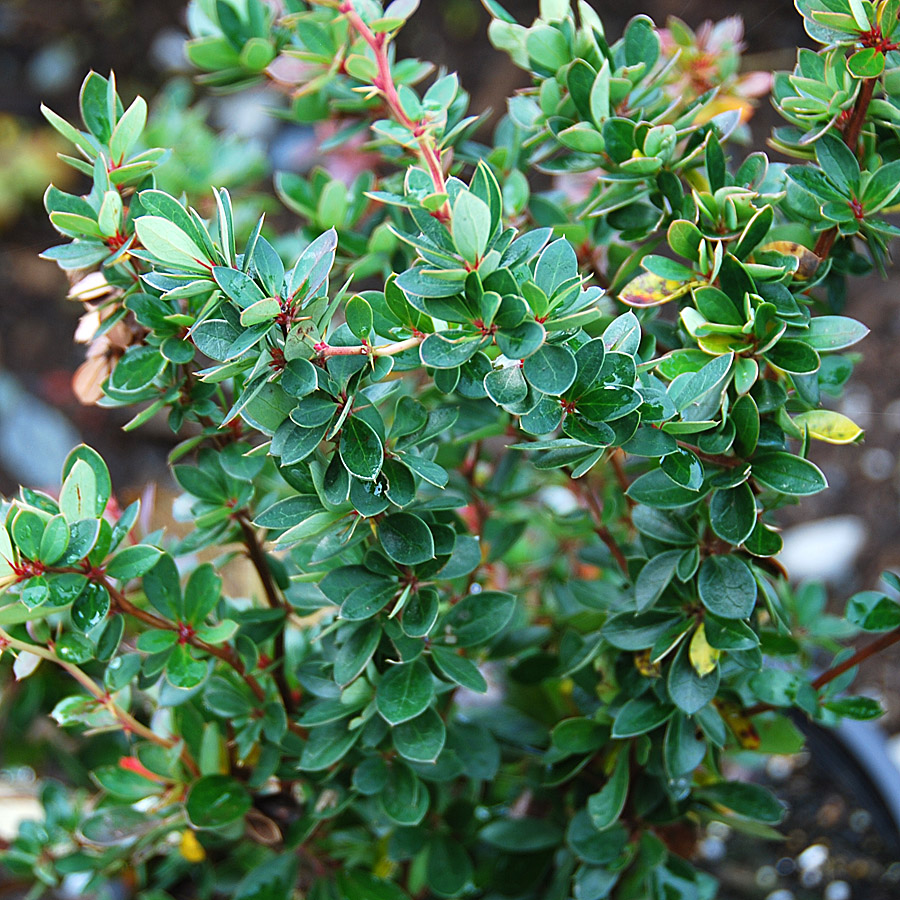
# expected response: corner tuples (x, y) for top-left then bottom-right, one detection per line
(714, 699), (761, 750)
(619, 272), (697, 308)
(179, 829), (206, 863)
(757, 241), (821, 281)
(634, 649), (661, 678)
(793, 410), (863, 445)
(688, 623), (720, 677)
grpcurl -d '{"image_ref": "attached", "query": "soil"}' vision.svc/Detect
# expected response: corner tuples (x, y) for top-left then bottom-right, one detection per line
(700, 721), (900, 900)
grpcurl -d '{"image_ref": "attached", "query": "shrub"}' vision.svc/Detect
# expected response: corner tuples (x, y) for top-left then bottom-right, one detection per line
(2, 0), (900, 897)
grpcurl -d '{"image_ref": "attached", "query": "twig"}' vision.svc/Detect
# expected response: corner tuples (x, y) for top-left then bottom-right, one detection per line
(235, 513), (296, 715)
(337, 1), (450, 219)
(677, 441), (747, 470)
(745, 625), (900, 717)
(609, 449), (636, 507)
(0, 624), (199, 775)
(813, 77), (877, 260)
(315, 336), (423, 358)
(236, 514), (285, 612)
(568, 475), (630, 576)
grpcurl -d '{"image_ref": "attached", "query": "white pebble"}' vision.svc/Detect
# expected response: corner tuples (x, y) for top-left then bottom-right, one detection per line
(860, 447), (895, 481)
(797, 843), (829, 872)
(779, 517), (867, 582)
(825, 881), (851, 900)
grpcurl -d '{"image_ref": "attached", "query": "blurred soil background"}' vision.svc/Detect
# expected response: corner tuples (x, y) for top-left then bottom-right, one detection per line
(2, 2), (900, 898)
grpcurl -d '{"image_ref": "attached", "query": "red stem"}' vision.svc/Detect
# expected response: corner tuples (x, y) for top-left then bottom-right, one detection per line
(745, 626), (900, 717)
(813, 76), (877, 259)
(340, 1), (450, 219)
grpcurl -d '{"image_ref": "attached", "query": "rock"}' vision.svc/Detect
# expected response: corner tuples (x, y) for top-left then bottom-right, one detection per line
(778, 516), (867, 583)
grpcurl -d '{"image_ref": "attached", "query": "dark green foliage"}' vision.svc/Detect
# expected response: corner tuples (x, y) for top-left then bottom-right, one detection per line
(1, 1), (896, 898)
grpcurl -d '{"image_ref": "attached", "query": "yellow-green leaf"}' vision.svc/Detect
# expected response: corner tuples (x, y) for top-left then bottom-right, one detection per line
(619, 272), (697, 308)
(688, 623), (719, 677)
(793, 410), (863, 445)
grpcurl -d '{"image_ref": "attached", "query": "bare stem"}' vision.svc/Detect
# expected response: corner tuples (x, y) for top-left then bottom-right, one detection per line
(317, 336), (423, 359)
(235, 513), (296, 714)
(568, 475), (630, 577)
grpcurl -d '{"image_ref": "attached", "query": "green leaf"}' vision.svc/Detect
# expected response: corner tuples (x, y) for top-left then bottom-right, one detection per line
(212, 266), (266, 309)
(38, 515), (70, 565)
(635, 550), (682, 612)
(451, 191), (491, 263)
(626, 469), (705, 509)
(234, 855), (299, 900)
(708, 482), (757, 546)
(393, 708), (446, 762)
(661, 448), (704, 491)
(184, 563), (223, 624)
(376, 659), (435, 725)
(135, 216), (211, 273)
(12, 509), (47, 560)
(751, 452), (827, 496)
(337, 870), (410, 900)
(71, 582), (111, 632)
(612, 697), (673, 737)
(106, 545), (163, 580)
(136, 630), (178, 653)
(766, 339), (820, 375)
(93, 764), (159, 801)
(166, 644), (209, 689)
(664, 712), (707, 778)
(430, 644), (488, 692)
(240, 297), (280, 326)
(299, 720), (361, 771)
(142, 554), (182, 620)
(427, 836), (474, 897)
(484, 365), (528, 407)
(108, 346), (165, 393)
(526, 24), (569, 73)
(345, 295), (374, 340)
(587, 749), (629, 830)
(340, 416), (384, 482)
(523, 343), (577, 395)
(420, 332), (485, 368)
(803, 315), (869, 351)
(823, 696), (884, 720)
(846, 590), (900, 631)
(378, 760), (428, 825)
(667, 641), (719, 715)
(281, 358), (318, 398)
(479, 818), (563, 852)
(59, 459), (97, 523)
(55, 632), (94, 664)
(848, 47), (885, 78)
(816, 135), (860, 195)
(698, 555), (757, 620)
(696, 781), (785, 824)
(378, 513), (435, 566)
(63, 445), (111, 516)
(185, 775), (251, 829)
(333, 622), (381, 687)
(441, 590), (516, 646)
(109, 95), (147, 162)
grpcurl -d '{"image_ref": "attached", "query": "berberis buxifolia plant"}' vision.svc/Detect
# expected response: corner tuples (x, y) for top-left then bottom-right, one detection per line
(3, 0), (900, 897)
